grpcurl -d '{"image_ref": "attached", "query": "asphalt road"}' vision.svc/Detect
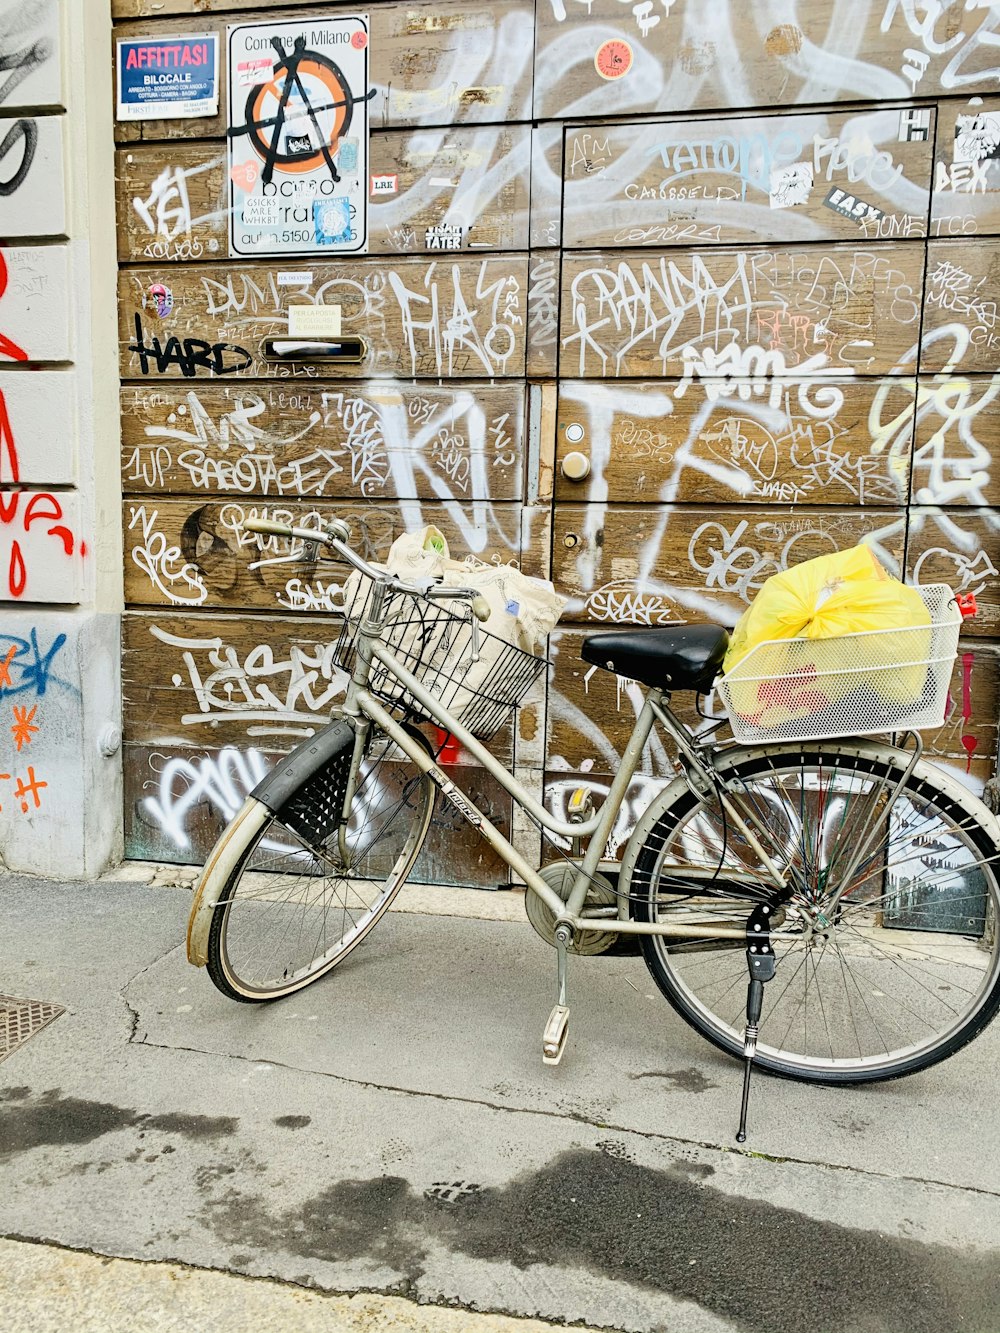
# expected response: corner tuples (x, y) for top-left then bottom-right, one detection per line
(2, 872), (1000, 1332)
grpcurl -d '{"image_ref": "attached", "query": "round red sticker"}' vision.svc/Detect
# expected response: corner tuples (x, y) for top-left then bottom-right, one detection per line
(595, 39), (633, 80)
(352, 30), (368, 49)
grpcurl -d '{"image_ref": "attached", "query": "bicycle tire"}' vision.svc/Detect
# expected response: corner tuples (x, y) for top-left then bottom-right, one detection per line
(205, 721), (434, 1002)
(627, 740), (1000, 1084)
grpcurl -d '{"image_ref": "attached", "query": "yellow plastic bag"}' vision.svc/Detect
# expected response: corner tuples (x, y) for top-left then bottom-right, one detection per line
(723, 546), (932, 728)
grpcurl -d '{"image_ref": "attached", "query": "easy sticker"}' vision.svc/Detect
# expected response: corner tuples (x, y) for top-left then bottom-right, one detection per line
(370, 173), (398, 196)
(595, 39), (633, 80)
(822, 186), (883, 225)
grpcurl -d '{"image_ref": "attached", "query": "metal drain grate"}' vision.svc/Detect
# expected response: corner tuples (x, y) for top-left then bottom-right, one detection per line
(0, 994), (64, 1063)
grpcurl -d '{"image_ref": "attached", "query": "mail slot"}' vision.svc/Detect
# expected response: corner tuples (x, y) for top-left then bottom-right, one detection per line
(261, 337), (368, 363)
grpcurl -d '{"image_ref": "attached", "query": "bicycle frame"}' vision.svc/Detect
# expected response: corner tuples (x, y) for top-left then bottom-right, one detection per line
(341, 606), (786, 945)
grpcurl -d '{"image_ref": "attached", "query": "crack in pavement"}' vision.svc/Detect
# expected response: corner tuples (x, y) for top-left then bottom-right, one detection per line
(118, 1026), (1000, 1202)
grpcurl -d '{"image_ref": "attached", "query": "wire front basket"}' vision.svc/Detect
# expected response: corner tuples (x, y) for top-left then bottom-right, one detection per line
(335, 579), (547, 741)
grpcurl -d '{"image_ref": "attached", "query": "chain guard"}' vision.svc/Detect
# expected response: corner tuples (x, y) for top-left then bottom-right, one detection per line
(525, 863), (619, 956)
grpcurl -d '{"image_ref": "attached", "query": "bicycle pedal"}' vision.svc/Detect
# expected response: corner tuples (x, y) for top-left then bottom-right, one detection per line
(542, 1004), (570, 1065)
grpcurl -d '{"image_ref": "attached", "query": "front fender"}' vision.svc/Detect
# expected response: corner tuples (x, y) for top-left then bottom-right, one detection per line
(186, 718), (359, 967)
(186, 798), (270, 967)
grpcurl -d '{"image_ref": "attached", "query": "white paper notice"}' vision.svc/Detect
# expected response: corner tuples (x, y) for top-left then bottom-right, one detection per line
(288, 304), (343, 336)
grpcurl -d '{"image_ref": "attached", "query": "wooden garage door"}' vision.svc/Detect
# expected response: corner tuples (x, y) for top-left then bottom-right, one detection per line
(114, 0), (999, 879)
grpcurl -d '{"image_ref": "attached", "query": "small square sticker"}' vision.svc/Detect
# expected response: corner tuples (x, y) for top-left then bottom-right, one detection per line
(313, 198), (353, 245)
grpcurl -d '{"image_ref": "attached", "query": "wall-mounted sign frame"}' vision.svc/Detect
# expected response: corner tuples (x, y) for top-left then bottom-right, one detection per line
(227, 15), (370, 257)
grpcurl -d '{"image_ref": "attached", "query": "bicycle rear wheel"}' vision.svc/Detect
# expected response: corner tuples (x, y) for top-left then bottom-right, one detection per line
(629, 741), (1000, 1083)
(205, 723), (434, 1002)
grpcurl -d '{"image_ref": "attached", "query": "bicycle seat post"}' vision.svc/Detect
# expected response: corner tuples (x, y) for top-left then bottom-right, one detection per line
(736, 902), (776, 1143)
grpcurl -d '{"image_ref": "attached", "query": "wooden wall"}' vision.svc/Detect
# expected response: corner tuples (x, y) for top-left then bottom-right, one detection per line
(114, 0), (1000, 879)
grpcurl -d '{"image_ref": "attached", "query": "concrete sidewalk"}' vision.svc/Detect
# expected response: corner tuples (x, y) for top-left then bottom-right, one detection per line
(2, 871), (1000, 1332)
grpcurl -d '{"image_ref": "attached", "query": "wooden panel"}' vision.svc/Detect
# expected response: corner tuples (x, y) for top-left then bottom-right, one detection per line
(124, 741), (513, 886)
(926, 641), (1000, 775)
(123, 610), (343, 750)
(121, 381), (524, 502)
(554, 378), (913, 506)
(116, 126), (531, 263)
(920, 239), (1000, 373)
(911, 373), (1000, 507)
(526, 252), (560, 378)
(118, 255), (529, 381)
(121, 609), (514, 761)
(530, 121), (563, 249)
(931, 97), (1000, 238)
(123, 497), (545, 613)
(906, 507), (1000, 637)
(535, 2), (1000, 119)
(552, 504), (906, 625)
(114, 0), (399, 18)
(546, 627), (677, 779)
(559, 243), (925, 379)
(113, 2), (535, 141)
(563, 107), (934, 249)
(550, 624), (998, 768)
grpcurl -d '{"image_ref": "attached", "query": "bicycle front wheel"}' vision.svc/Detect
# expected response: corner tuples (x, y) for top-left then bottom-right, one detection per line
(629, 741), (1000, 1083)
(205, 722), (434, 1002)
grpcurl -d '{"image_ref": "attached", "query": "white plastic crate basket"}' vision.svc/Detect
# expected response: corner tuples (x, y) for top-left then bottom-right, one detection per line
(718, 583), (962, 744)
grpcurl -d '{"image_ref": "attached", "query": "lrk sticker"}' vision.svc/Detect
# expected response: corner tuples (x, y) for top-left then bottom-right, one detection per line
(370, 172), (398, 195)
(595, 39), (633, 80)
(822, 186), (883, 225)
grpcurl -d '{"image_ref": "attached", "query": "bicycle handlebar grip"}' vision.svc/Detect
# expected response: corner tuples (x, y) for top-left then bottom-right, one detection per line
(471, 594), (492, 623)
(244, 518), (295, 538)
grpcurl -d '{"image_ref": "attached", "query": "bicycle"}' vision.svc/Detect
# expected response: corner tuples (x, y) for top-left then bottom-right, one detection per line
(186, 517), (1000, 1140)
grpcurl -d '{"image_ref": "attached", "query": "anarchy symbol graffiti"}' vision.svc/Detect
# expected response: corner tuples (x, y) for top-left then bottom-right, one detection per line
(229, 35), (371, 187)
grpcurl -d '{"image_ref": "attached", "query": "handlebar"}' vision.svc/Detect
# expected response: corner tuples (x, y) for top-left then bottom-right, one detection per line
(242, 517), (492, 622)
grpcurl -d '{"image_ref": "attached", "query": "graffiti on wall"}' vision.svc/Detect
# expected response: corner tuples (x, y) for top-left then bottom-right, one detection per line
(115, 0), (1000, 869)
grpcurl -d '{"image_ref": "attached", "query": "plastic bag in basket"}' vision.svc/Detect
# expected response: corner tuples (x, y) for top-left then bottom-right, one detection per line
(722, 545), (932, 728)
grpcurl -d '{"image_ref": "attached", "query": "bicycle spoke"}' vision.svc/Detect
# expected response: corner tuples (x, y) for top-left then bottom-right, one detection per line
(642, 744), (1000, 1079)
(214, 738), (433, 996)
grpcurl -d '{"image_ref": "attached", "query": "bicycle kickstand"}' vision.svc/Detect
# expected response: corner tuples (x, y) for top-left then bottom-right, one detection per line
(736, 902), (776, 1144)
(542, 922), (572, 1065)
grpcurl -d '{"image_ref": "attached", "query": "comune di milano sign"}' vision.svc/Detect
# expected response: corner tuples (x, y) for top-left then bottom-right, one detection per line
(227, 15), (372, 257)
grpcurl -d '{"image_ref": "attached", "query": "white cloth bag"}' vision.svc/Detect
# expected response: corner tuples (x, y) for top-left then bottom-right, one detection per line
(341, 526), (565, 726)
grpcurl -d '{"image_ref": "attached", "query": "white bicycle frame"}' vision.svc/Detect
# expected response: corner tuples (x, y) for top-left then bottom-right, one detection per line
(342, 578), (789, 947)
(198, 519), (969, 1094)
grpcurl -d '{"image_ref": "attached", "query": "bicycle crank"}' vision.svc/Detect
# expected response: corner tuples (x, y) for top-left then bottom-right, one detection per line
(526, 863), (619, 955)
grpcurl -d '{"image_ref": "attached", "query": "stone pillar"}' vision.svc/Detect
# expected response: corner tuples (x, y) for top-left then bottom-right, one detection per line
(0, 0), (123, 877)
